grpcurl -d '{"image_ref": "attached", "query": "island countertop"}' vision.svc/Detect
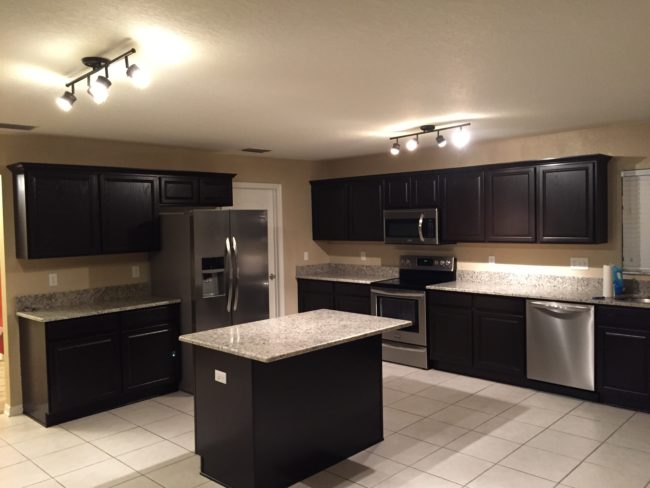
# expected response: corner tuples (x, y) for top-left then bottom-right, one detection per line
(179, 309), (410, 363)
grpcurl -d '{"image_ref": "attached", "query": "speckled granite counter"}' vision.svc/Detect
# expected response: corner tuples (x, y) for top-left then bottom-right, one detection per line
(296, 263), (398, 284)
(17, 296), (181, 322)
(179, 309), (409, 362)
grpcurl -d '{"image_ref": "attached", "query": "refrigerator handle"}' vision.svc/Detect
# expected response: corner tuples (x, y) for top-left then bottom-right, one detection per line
(232, 236), (240, 311)
(225, 237), (233, 312)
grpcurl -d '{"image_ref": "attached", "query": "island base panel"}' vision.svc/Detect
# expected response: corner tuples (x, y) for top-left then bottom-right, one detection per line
(194, 336), (383, 488)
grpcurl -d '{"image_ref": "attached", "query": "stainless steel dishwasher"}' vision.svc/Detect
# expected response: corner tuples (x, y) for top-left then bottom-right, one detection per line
(526, 300), (595, 391)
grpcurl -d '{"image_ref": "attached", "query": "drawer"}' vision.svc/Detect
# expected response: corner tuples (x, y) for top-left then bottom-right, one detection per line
(47, 313), (120, 342)
(335, 282), (370, 297)
(428, 291), (472, 308)
(121, 305), (176, 330)
(297, 279), (334, 294)
(597, 305), (650, 332)
(474, 294), (525, 315)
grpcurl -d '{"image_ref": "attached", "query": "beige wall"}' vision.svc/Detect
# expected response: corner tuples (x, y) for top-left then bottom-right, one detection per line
(313, 123), (650, 275)
(0, 134), (329, 408)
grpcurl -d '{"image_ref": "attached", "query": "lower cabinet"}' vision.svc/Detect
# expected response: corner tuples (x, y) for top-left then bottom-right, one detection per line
(20, 304), (180, 426)
(428, 291), (526, 384)
(298, 279), (370, 315)
(597, 306), (650, 411)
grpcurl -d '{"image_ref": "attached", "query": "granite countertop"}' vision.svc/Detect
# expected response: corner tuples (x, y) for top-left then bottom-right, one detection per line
(426, 281), (650, 309)
(17, 296), (182, 322)
(179, 309), (410, 362)
(296, 263), (398, 285)
(297, 273), (389, 284)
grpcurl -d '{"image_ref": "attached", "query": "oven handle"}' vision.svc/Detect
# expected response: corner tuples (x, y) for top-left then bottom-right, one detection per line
(371, 288), (425, 299)
(418, 213), (424, 242)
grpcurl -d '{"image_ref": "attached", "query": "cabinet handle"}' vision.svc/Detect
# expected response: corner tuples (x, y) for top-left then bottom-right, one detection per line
(605, 331), (646, 340)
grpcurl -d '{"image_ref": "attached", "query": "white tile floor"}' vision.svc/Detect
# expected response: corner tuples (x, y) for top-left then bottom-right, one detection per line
(1, 362), (650, 488)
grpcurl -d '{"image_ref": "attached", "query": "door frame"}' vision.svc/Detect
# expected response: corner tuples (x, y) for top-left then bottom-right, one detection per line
(232, 182), (285, 317)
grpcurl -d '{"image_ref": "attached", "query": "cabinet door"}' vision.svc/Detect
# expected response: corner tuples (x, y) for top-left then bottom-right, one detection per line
(348, 179), (383, 241)
(412, 173), (439, 208)
(311, 181), (348, 240)
(100, 174), (159, 253)
(122, 325), (179, 392)
(24, 170), (101, 258)
(441, 171), (485, 242)
(199, 175), (233, 206)
(428, 306), (473, 367)
(48, 333), (121, 412)
(537, 162), (595, 243)
(598, 327), (650, 410)
(473, 311), (525, 379)
(486, 166), (535, 242)
(334, 282), (371, 315)
(298, 279), (334, 312)
(161, 176), (198, 205)
(384, 176), (412, 209)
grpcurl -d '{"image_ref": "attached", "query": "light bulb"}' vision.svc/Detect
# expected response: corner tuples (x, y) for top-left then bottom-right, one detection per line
(390, 142), (400, 156)
(436, 134), (447, 148)
(405, 137), (418, 151)
(451, 127), (470, 148)
(88, 75), (112, 104)
(56, 91), (76, 112)
(126, 64), (150, 89)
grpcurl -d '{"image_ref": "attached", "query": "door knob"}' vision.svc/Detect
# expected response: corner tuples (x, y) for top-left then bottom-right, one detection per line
(269, 273), (276, 280)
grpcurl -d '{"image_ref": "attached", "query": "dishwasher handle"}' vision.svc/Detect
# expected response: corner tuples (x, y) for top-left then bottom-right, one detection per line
(529, 301), (592, 313)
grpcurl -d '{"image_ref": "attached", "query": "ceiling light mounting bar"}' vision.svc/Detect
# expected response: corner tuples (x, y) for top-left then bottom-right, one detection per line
(65, 48), (136, 88)
(389, 122), (471, 141)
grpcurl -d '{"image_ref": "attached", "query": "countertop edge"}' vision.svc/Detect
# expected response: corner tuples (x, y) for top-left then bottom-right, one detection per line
(296, 275), (385, 285)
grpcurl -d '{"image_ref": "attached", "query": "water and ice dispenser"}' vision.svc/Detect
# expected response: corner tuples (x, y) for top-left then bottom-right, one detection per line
(201, 257), (225, 298)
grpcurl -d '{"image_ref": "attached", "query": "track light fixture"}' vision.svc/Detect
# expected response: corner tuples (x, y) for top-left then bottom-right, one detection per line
(388, 123), (471, 156)
(55, 48), (149, 112)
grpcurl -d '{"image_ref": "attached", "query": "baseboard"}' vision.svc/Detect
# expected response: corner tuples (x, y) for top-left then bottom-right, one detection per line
(4, 403), (24, 416)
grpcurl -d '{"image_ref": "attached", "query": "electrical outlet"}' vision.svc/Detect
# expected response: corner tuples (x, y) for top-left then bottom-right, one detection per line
(214, 369), (227, 384)
(488, 256), (496, 264)
(48, 273), (58, 287)
(570, 257), (589, 269)
(360, 251), (367, 261)
(303, 251), (309, 261)
(131, 265), (140, 278)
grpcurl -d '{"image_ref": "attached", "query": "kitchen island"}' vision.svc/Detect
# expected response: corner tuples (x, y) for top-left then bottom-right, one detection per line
(179, 309), (409, 488)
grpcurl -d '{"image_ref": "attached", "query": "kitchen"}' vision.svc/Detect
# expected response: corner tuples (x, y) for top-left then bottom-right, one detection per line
(2, 1), (650, 488)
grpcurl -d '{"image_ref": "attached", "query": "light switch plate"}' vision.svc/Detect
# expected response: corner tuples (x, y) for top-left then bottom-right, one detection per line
(570, 257), (589, 269)
(360, 251), (367, 261)
(131, 265), (140, 278)
(303, 251), (309, 261)
(488, 256), (496, 264)
(48, 273), (58, 287)
(214, 369), (227, 384)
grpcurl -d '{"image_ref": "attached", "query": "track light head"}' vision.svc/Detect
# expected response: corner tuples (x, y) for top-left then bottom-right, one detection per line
(56, 90), (77, 112)
(390, 141), (400, 156)
(436, 133), (447, 148)
(451, 126), (470, 148)
(88, 75), (112, 104)
(406, 136), (418, 152)
(126, 63), (150, 89)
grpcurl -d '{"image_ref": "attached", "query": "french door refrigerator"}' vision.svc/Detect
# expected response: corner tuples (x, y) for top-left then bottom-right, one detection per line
(151, 209), (269, 392)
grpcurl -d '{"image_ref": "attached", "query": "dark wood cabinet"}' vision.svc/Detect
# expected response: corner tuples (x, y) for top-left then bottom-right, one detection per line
(19, 303), (180, 426)
(199, 175), (234, 206)
(473, 310), (525, 378)
(441, 171), (485, 242)
(537, 159), (608, 243)
(161, 176), (198, 205)
(311, 181), (348, 240)
(413, 173), (439, 208)
(384, 175), (412, 209)
(100, 174), (160, 253)
(13, 168), (102, 258)
(428, 303), (473, 367)
(485, 166), (536, 242)
(597, 306), (650, 411)
(348, 178), (384, 241)
(297, 279), (370, 315)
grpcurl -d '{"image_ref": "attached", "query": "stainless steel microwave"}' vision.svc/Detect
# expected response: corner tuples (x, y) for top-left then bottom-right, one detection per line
(384, 208), (439, 245)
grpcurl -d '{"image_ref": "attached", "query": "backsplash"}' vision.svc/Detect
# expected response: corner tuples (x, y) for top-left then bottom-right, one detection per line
(456, 270), (603, 295)
(16, 283), (151, 311)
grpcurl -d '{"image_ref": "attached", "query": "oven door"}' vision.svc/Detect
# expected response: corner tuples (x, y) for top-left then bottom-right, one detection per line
(384, 209), (439, 245)
(371, 288), (427, 346)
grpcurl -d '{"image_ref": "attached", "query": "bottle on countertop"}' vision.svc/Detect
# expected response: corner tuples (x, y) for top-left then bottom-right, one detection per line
(612, 265), (624, 296)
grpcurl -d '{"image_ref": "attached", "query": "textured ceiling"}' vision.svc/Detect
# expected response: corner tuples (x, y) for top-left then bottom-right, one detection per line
(1, 0), (649, 160)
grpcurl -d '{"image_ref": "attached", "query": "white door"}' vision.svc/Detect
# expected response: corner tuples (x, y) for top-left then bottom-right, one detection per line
(232, 183), (284, 317)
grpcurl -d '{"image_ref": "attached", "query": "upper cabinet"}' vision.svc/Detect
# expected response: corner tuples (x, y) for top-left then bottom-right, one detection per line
(537, 157), (608, 243)
(311, 180), (348, 240)
(384, 173), (439, 209)
(10, 163), (236, 259)
(347, 178), (384, 241)
(441, 170), (485, 242)
(485, 166), (536, 242)
(384, 175), (411, 209)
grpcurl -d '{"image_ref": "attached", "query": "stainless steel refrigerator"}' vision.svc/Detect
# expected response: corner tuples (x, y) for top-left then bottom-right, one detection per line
(151, 209), (269, 392)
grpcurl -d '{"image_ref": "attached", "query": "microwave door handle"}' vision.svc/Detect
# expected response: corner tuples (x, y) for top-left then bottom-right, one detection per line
(418, 213), (424, 242)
